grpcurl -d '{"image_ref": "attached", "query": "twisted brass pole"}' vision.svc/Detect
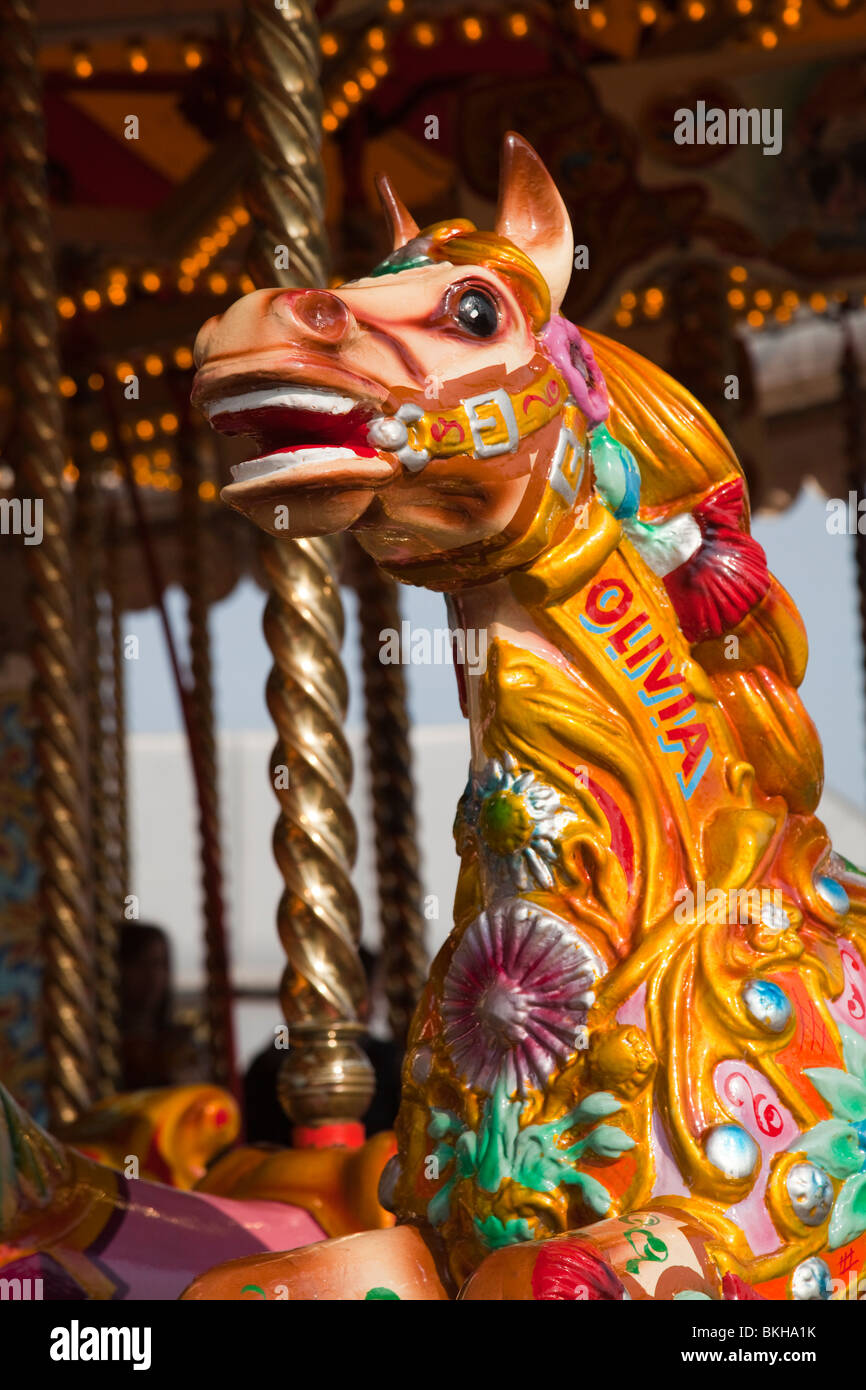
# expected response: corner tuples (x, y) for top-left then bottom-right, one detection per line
(351, 546), (427, 1046)
(78, 452), (121, 1097)
(107, 506), (131, 907)
(0, 0), (95, 1124)
(180, 424), (236, 1091)
(240, 0), (373, 1133)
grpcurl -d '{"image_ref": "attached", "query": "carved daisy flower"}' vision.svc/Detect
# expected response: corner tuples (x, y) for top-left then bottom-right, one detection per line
(461, 752), (576, 892)
(442, 897), (604, 1096)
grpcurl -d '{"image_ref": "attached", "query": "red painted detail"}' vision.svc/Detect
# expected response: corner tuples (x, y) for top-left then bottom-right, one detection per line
(656, 692), (696, 721)
(431, 418), (465, 443)
(585, 578), (632, 626)
(588, 775), (636, 894)
(557, 760), (635, 893)
(608, 612), (651, 655)
(661, 721), (709, 780)
(642, 649), (684, 695)
(663, 478), (770, 643)
(723, 1070), (784, 1138)
(625, 634), (664, 668)
(213, 1107), (230, 1128)
(142, 1130), (175, 1186)
(531, 1236), (627, 1301)
(293, 1122), (365, 1150)
(722, 1272), (766, 1300)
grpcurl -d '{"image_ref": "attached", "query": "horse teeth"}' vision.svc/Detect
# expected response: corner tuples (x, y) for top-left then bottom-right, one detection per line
(204, 386), (357, 419)
(230, 446), (364, 483)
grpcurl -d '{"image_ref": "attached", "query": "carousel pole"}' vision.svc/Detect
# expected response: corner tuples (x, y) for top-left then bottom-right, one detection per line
(78, 451), (121, 1097)
(239, 0), (374, 1140)
(107, 507), (131, 909)
(180, 421), (236, 1092)
(350, 547), (427, 1046)
(0, 0), (95, 1123)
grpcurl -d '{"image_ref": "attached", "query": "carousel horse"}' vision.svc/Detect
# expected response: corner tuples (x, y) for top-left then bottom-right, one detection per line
(181, 132), (866, 1302)
(0, 1080), (394, 1298)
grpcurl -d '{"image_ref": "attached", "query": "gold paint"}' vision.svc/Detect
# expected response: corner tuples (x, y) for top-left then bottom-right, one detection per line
(1, 0), (95, 1123)
(239, 0), (373, 1124)
(392, 334), (864, 1286)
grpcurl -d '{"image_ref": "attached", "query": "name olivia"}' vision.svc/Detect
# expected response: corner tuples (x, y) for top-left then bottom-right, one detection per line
(579, 577), (713, 800)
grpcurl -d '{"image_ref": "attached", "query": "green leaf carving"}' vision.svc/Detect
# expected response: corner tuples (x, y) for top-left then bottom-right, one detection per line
(797, 1119), (864, 1180)
(828, 1173), (866, 1250)
(804, 1067), (866, 1123)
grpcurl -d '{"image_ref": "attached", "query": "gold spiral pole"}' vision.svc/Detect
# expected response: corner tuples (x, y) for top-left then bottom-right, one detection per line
(0, 0), (95, 1124)
(240, 0), (373, 1134)
(350, 545), (427, 1046)
(180, 423), (236, 1092)
(107, 506), (131, 908)
(78, 450), (121, 1097)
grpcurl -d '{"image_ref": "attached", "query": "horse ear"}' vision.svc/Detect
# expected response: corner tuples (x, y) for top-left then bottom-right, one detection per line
(495, 132), (573, 315)
(375, 171), (420, 250)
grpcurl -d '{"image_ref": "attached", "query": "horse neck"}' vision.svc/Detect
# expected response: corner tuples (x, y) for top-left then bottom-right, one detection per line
(450, 531), (779, 941)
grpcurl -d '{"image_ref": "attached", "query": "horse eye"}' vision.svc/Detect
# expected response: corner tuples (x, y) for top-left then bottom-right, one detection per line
(455, 288), (498, 337)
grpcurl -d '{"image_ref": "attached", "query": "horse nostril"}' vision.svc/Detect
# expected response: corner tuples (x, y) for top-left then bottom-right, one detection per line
(274, 289), (351, 344)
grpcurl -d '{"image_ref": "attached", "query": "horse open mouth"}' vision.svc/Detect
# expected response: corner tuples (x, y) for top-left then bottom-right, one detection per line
(200, 383), (389, 485)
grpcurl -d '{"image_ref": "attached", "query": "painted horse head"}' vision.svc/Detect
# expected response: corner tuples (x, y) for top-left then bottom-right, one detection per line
(193, 133), (613, 585)
(194, 135), (866, 1298)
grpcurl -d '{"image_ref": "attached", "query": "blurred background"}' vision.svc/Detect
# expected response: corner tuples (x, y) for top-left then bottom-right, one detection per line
(1, 0), (865, 1136)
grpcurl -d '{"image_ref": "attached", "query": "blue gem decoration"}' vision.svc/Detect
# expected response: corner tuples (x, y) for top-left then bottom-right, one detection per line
(704, 1123), (759, 1181)
(815, 875), (850, 916)
(742, 978), (792, 1034)
(791, 1256), (833, 1301)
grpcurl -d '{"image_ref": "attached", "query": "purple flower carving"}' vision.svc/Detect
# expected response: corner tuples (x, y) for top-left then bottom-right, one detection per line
(442, 898), (604, 1096)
